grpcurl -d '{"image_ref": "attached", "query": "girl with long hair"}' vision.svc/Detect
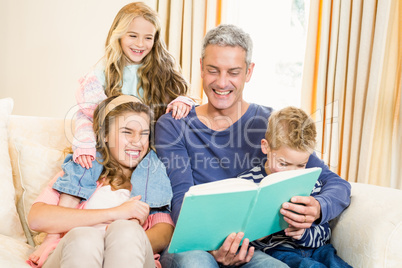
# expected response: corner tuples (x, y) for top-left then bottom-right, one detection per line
(27, 95), (174, 268)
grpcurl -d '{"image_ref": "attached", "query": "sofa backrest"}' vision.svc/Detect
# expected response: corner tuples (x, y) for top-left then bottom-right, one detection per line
(331, 182), (402, 267)
(0, 99), (25, 243)
(8, 115), (74, 246)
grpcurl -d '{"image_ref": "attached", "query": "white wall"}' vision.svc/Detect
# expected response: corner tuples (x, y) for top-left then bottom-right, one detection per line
(0, 0), (308, 118)
(0, 0), (155, 118)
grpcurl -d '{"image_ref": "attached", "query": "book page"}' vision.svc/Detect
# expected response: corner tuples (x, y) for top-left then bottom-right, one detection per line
(187, 178), (258, 196)
(243, 167), (322, 241)
(259, 167), (321, 188)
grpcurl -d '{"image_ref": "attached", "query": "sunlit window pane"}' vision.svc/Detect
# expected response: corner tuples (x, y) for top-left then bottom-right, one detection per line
(224, 0), (310, 110)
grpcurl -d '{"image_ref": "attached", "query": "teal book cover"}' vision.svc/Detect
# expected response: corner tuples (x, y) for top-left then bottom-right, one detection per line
(168, 167), (322, 253)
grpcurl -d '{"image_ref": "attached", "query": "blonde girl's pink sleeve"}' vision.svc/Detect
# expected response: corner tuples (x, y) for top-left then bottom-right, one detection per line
(72, 72), (107, 161)
(167, 96), (195, 108)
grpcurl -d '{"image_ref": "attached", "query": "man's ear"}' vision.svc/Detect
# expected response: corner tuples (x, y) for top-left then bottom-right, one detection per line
(245, 62), (255, 82)
(261, 139), (270, 155)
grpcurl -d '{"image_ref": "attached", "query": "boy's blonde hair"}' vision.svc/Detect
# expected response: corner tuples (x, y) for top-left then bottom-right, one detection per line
(265, 106), (317, 153)
(103, 2), (188, 121)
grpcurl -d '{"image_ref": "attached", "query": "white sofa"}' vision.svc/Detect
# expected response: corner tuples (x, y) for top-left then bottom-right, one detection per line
(1, 98), (402, 267)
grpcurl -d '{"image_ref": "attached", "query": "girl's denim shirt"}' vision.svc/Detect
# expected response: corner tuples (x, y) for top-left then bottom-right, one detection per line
(53, 150), (172, 214)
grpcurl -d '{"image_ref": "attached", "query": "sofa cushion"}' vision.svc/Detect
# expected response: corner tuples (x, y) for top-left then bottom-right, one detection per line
(0, 98), (25, 242)
(8, 115), (73, 246)
(331, 182), (402, 267)
(12, 137), (65, 244)
(0, 234), (33, 267)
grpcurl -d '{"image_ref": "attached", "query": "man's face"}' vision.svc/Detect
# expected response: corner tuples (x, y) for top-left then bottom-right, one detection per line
(200, 45), (254, 111)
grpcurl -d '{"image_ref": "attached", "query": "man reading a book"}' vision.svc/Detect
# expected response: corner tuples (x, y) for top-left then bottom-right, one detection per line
(155, 24), (351, 268)
(237, 106), (352, 267)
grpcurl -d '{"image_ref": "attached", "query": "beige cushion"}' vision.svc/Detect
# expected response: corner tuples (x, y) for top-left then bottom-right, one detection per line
(8, 115), (73, 246)
(0, 98), (25, 242)
(13, 137), (65, 244)
(0, 234), (33, 267)
(331, 182), (402, 268)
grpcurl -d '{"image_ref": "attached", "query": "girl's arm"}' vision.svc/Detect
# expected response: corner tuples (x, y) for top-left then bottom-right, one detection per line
(165, 96), (195, 119)
(145, 212), (175, 253)
(28, 198), (149, 234)
(28, 202), (115, 233)
(72, 72), (107, 162)
(146, 222), (174, 253)
(28, 177), (150, 234)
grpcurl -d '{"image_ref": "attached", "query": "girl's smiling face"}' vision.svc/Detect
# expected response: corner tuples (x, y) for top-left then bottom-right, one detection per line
(120, 16), (156, 64)
(106, 111), (150, 177)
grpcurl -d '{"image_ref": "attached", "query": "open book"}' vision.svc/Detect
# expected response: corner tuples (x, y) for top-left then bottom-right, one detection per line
(168, 167), (322, 253)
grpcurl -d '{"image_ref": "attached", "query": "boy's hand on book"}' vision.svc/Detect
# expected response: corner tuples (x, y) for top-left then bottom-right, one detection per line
(209, 232), (254, 266)
(280, 196), (321, 229)
(284, 225), (305, 240)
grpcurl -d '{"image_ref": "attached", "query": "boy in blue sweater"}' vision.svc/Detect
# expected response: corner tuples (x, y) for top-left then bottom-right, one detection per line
(238, 106), (352, 268)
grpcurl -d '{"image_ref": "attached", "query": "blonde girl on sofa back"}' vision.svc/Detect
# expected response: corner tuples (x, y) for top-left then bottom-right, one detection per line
(73, 1), (192, 169)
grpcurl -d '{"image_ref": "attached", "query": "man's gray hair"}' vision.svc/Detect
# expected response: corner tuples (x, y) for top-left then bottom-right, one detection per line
(201, 24), (253, 67)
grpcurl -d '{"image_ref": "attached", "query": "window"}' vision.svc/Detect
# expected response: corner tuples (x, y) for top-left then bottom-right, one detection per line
(224, 0), (310, 110)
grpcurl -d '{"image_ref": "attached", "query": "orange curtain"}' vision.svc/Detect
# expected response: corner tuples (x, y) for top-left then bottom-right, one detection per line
(301, 0), (402, 189)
